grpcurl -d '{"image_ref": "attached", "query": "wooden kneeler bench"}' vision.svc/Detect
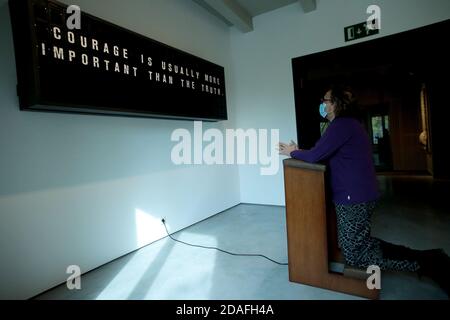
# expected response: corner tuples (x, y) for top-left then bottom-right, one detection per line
(283, 159), (380, 299)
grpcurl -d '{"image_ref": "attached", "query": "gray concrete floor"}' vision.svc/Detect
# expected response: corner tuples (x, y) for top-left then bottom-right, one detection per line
(35, 175), (449, 300)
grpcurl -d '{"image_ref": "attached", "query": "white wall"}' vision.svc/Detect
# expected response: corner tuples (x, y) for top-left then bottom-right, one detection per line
(0, 0), (240, 299)
(230, 0), (450, 205)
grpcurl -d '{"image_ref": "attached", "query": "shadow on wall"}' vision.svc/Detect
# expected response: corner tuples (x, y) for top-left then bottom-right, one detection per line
(0, 2), (234, 198)
(33, 207), (176, 300)
(33, 251), (139, 300)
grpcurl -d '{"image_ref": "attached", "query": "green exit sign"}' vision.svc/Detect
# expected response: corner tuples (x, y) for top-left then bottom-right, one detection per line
(345, 21), (379, 42)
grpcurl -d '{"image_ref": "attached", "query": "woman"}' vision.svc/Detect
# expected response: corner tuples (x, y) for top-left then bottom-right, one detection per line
(279, 85), (449, 296)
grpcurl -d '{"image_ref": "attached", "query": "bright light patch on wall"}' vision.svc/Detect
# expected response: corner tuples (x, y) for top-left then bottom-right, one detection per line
(135, 208), (166, 247)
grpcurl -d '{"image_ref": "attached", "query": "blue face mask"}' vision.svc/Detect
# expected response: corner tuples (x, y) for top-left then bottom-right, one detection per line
(319, 103), (328, 118)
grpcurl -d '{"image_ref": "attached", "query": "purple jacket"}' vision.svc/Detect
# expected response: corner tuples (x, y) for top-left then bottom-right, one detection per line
(290, 117), (380, 205)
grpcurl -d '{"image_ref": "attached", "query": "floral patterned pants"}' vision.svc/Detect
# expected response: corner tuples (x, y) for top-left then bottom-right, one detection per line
(335, 201), (420, 272)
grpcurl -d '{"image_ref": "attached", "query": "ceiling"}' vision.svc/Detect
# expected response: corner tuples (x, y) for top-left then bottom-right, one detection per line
(193, 0), (317, 33)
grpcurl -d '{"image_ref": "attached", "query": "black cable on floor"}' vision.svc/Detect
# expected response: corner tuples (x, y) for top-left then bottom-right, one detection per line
(162, 219), (288, 266)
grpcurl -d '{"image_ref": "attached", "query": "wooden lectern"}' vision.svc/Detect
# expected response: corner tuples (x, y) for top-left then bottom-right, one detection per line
(283, 159), (380, 299)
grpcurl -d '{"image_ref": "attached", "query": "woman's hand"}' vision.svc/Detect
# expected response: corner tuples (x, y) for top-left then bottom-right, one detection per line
(278, 140), (299, 156)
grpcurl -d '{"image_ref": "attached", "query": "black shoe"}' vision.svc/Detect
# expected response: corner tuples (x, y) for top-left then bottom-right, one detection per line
(379, 240), (423, 261)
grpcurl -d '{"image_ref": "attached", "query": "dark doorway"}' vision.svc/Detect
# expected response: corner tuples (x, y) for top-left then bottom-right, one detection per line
(292, 19), (450, 179)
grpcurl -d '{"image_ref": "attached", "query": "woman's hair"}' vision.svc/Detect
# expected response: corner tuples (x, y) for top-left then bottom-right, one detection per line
(327, 85), (358, 118)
